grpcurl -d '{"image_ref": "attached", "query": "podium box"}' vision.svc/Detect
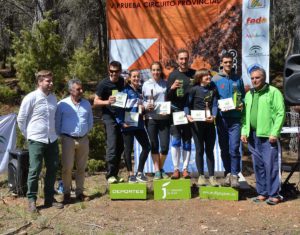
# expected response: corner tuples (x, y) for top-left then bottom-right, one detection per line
(199, 186), (239, 201)
(153, 179), (191, 200)
(109, 183), (147, 200)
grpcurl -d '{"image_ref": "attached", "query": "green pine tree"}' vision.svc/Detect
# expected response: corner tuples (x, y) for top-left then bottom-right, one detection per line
(11, 14), (66, 93)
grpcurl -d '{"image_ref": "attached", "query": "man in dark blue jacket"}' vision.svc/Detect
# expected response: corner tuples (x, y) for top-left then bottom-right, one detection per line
(212, 52), (245, 188)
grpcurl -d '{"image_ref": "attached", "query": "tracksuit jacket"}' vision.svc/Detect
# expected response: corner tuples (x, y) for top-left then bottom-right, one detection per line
(241, 84), (285, 137)
(116, 84), (145, 132)
(212, 71), (245, 119)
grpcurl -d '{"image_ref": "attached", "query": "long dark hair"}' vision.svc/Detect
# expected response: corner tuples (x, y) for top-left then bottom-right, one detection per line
(150, 61), (165, 80)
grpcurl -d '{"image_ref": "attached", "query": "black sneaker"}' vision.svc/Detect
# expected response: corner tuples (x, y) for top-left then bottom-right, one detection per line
(128, 175), (137, 183)
(76, 193), (90, 202)
(136, 173), (148, 183)
(63, 193), (71, 204)
(44, 198), (64, 209)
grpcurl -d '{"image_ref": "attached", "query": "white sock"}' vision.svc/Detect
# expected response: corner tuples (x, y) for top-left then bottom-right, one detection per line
(182, 150), (191, 170)
(171, 146), (180, 170)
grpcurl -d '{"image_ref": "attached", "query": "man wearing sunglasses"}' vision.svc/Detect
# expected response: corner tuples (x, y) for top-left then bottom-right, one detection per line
(241, 67), (285, 205)
(94, 61), (125, 184)
(55, 78), (93, 204)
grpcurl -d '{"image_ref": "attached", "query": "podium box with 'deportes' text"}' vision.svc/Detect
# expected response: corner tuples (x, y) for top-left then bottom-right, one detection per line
(109, 183), (147, 200)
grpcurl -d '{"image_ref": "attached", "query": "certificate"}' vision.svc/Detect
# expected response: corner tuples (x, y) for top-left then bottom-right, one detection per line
(124, 112), (139, 127)
(173, 111), (188, 125)
(112, 92), (127, 108)
(218, 98), (235, 111)
(191, 110), (206, 121)
(155, 101), (171, 115)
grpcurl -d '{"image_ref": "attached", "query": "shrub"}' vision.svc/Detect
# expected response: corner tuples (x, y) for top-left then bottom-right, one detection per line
(88, 121), (106, 166)
(86, 159), (105, 175)
(10, 14), (66, 93)
(68, 36), (100, 82)
(0, 85), (18, 103)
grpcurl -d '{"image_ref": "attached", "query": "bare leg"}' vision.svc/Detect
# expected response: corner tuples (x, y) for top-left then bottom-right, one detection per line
(152, 153), (160, 172)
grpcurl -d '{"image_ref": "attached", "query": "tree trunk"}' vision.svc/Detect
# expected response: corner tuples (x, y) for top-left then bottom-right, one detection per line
(99, 0), (108, 63)
(35, 0), (46, 22)
(97, 0), (103, 63)
(293, 1), (300, 54)
(1, 49), (6, 69)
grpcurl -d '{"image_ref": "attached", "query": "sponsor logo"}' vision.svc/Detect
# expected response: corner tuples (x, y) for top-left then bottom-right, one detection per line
(112, 189), (145, 194)
(246, 32), (266, 38)
(248, 0), (265, 9)
(248, 45), (264, 57)
(246, 17), (267, 25)
(162, 181), (170, 199)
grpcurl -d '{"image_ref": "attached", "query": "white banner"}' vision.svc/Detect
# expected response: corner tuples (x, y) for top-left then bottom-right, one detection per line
(242, 0), (270, 87)
(0, 114), (17, 174)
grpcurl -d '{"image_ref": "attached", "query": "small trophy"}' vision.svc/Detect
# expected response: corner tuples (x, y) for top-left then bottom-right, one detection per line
(204, 92), (213, 118)
(205, 102), (211, 118)
(138, 99), (143, 115)
(233, 85), (242, 108)
(189, 78), (195, 86)
(176, 79), (184, 97)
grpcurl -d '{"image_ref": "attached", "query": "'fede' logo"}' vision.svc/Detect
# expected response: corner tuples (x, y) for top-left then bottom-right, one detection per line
(246, 17), (267, 25)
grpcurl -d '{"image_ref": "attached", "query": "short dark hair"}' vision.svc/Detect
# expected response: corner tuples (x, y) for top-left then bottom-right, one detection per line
(220, 52), (233, 61)
(109, 61), (122, 71)
(177, 48), (189, 57)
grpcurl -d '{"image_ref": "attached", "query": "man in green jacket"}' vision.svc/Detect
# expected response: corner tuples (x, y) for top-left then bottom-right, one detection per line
(241, 67), (285, 205)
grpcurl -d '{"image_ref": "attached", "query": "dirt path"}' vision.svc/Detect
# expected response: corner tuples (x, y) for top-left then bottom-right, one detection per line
(0, 170), (299, 235)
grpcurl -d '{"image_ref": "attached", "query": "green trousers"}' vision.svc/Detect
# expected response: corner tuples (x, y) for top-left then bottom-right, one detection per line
(27, 139), (59, 202)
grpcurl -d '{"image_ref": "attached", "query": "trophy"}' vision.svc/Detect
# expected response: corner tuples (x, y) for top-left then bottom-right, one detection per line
(233, 84), (242, 108)
(204, 92), (213, 118)
(176, 79), (184, 97)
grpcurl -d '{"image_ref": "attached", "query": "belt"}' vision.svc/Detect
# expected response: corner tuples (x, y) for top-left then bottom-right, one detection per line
(62, 133), (87, 139)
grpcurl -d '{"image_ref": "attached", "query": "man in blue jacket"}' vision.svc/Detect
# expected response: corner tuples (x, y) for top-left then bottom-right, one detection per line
(212, 52), (245, 188)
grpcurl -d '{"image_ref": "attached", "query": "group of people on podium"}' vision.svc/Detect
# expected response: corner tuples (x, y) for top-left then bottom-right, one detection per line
(17, 49), (285, 213)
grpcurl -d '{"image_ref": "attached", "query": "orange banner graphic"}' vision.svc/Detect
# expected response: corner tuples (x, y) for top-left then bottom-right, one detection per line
(107, 0), (242, 76)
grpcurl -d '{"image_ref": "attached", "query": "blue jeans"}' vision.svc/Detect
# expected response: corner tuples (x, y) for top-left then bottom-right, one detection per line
(248, 130), (280, 197)
(216, 116), (241, 175)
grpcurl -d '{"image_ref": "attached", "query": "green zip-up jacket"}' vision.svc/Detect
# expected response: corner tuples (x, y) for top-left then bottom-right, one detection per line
(241, 84), (285, 138)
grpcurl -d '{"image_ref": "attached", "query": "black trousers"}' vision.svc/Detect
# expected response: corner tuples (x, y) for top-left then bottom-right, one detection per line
(103, 118), (124, 179)
(123, 129), (151, 173)
(145, 119), (170, 155)
(191, 122), (216, 176)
